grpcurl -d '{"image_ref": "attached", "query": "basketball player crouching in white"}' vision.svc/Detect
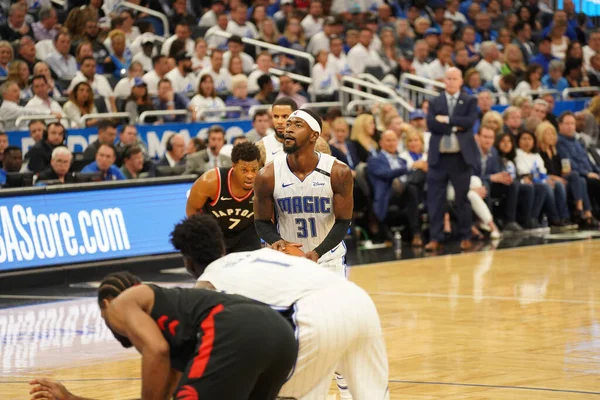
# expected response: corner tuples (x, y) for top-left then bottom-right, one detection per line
(174, 215), (390, 400)
(254, 108), (353, 276)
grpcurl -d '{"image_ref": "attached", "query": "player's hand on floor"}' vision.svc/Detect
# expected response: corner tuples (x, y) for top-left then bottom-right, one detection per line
(29, 378), (73, 400)
(304, 251), (319, 262)
(271, 240), (302, 252)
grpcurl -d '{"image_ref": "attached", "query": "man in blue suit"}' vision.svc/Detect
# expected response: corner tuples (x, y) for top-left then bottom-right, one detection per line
(368, 130), (427, 246)
(426, 67), (478, 251)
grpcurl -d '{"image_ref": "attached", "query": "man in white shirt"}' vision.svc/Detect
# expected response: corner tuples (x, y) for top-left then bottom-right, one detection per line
(0, 80), (59, 130)
(347, 28), (384, 74)
(67, 57), (116, 112)
(427, 43), (453, 81)
(248, 51), (280, 93)
(476, 41), (502, 83)
(327, 36), (351, 77)
(227, 4), (258, 39)
(161, 19), (195, 56)
(143, 55), (170, 95)
(301, 0), (324, 39)
(197, 50), (232, 93)
(244, 110), (272, 143)
(223, 35), (255, 74)
(165, 51), (196, 93)
(583, 31), (600, 71)
(45, 31), (77, 79)
(205, 13), (230, 50)
(444, 0), (467, 24)
(306, 16), (338, 55)
(411, 40), (431, 79)
(25, 75), (63, 115)
(198, 0), (225, 27)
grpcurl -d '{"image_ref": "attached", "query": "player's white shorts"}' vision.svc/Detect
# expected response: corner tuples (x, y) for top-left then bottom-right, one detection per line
(317, 242), (347, 277)
(278, 282), (389, 400)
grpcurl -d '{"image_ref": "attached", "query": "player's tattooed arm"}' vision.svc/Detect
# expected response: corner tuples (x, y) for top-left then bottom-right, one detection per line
(186, 169), (219, 217)
(331, 161), (354, 220)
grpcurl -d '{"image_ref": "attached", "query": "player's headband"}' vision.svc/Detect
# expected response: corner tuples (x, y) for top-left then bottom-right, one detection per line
(289, 110), (322, 134)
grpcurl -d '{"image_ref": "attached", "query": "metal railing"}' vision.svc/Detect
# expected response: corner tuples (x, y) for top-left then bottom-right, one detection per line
(81, 112), (132, 125)
(15, 114), (61, 127)
(121, 2), (170, 37)
(269, 68), (315, 101)
(300, 101), (343, 111)
(205, 30), (315, 73)
(139, 110), (189, 124)
(399, 73), (446, 90)
(561, 86), (600, 99)
(527, 89), (558, 99)
(197, 106), (244, 119)
(248, 104), (272, 118)
(346, 99), (415, 116)
(398, 72), (445, 109)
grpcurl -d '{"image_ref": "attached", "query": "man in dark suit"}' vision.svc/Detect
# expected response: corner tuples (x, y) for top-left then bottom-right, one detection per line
(426, 67), (478, 251)
(184, 126), (231, 175)
(368, 130), (427, 246)
(156, 133), (187, 167)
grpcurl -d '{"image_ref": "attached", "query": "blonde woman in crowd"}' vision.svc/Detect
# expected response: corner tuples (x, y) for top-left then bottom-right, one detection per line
(582, 95), (600, 145)
(512, 96), (532, 119)
(0, 40), (14, 77)
(63, 81), (98, 128)
(500, 43), (526, 81)
(7, 60), (30, 100)
(329, 117), (359, 169)
(350, 113), (378, 163)
(481, 110), (504, 135)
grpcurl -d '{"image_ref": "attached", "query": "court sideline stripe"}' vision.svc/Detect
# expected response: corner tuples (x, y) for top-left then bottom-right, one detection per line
(0, 295), (89, 300)
(371, 291), (600, 305)
(389, 379), (600, 395)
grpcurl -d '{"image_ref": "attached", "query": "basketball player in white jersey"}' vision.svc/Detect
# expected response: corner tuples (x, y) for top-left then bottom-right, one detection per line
(254, 108), (353, 275)
(171, 214), (389, 400)
(256, 97), (331, 168)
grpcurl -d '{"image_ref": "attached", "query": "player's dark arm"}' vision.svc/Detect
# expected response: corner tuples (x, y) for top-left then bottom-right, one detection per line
(310, 162), (353, 259)
(253, 164), (282, 244)
(30, 378), (98, 400)
(111, 287), (172, 400)
(186, 169), (219, 217)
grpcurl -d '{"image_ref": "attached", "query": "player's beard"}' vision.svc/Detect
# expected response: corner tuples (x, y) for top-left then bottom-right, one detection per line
(283, 141), (299, 154)
(109, 326), (134, 348)
(275, 129), (285, 140)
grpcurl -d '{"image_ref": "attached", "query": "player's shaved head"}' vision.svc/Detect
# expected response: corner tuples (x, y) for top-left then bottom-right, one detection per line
(171, 215), (226, 278)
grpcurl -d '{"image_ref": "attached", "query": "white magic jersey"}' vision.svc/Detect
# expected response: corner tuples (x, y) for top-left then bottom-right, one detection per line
(272, 152), (346, 268)
(198, 248), (390, 400)
(261, 133), (283, 164)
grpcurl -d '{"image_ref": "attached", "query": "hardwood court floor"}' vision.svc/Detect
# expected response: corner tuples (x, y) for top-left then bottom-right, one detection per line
(2, 240), (600, 399)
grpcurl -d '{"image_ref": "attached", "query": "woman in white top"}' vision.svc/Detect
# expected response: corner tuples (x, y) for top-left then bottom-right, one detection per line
(190, 74), (226, 121)
(310, 49), (339, 100)
(62, 81), (99, 128)
(192, 38), (211, 73)
(513, 63), (543, 100)
(550, 22), (569, 60)
(515, 130), (564, 227)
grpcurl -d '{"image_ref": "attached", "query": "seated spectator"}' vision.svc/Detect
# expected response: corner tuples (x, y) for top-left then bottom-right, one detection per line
(166, 51), (196, 94)
(191, 38), (210, 72)
(531, 37), (558, 75)
(120, 145), (145, 179)
(45, 32), (78, 79)
(125, 78), (155, 122)
(115, 124), (149, 164)
(0, 81), (59, 131)
(328, 36), (352, 77)
(584, 31), (600, 71)
(0, 147), (23, 185)
(68, 56), (117, 112)
(500, 44), (526, 81)
(276, 75), (308, 108)
(481, 110), (504, 136)
(542, 60), (569, 96)
(83, 120), (118, 164)
(367, 130), (424, 246)
(25, 75), (64, 115)
(143, 55), (169, 95)
(205, 13), (230, 50)
(0, 4), (31, 42)
(0, 41), (14, 77)
(16, 36), (39, 76)
(197, 50), (231, 94)
(223, 36), (254, 75)
(329, 117), (359, 169)
(37, 146), (75, 184)
(190, 74), (226, 121)
(198, 0), (224, 28)
(245, 110), (271, 143)
(28, 120), (45, 145)
(398, 128), (428, 203)
(347, 28), (385, 76)
(225, 74), (260, 118)
(32, 7), (59, 42)
(131, 34), (155, 72)
(475, 127), (524, 232)
(557, 111), (600, 221)
(248, 52), (280, 94)
(351, 113), (378, 163)
(512, 96), (532, 119)
(157, 133), (187, 167)
(463, 68), (484, 96)
(227, 4), (258, 39)
(76, 40), (95, 67)
(454, 48), (473, 76)
(81, 143), (127, 181)
(161, 18), (195, 56)
(476, 41), (502, 83)
(104, 30), (132, 80)
(27, 122), (66, 174)
(114, 61), (144, 98)
(277, 16), (307, 69)
(427, 44), (453, 81)
(581, 97), (600, 145)
(484, 73), (516, 105)
(564, 61), (588, 94)
(549, 21), (569, 60)
(187, 137), (206, 155)
(513, 63), (543, 99)
(63, 82), (99, 128)
(541, 94), (559, 127)
(503, 106), (523, 137)
(31, 62), (62, 99)
(119, 10), (140, 44)
(588, 55), (600, 87)
(184, 125), (231, 174)
(301, 0), (324, 40)
(531, 99), (551, 124)
(310, 50), (339, 102)
(515, 130), (567, 228)
(0, 132), (7, 168)
(227, 54), (244, 77)
(153, 78), (193, 123)
(254, 74), (276, 105)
